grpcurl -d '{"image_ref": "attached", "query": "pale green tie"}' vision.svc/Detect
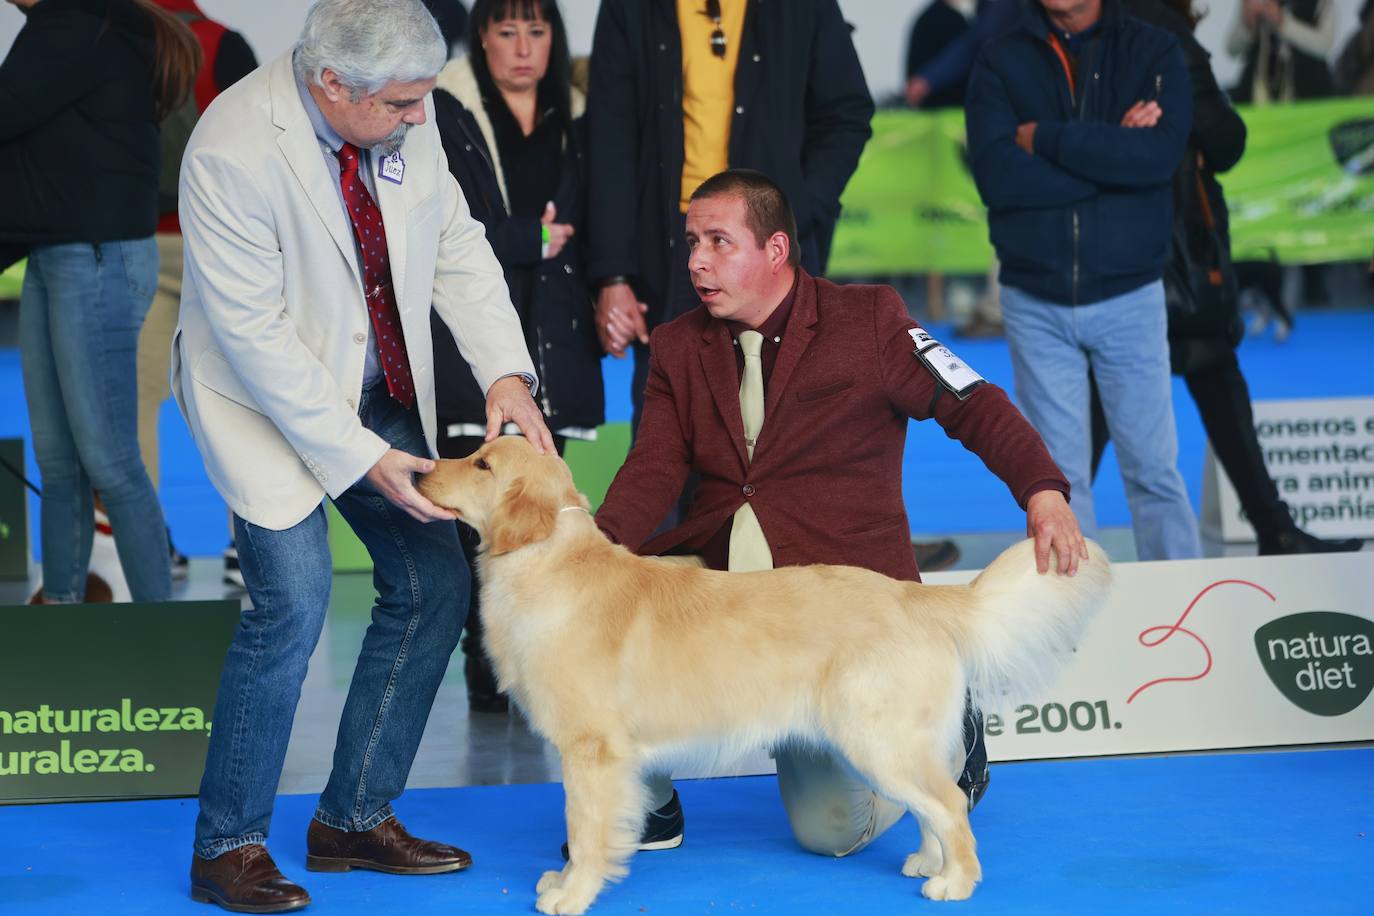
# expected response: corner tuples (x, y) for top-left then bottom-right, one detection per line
(729, 330), (773, 572)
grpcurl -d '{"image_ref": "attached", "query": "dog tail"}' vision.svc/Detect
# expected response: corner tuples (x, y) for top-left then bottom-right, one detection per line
(944, 538), (1111, 710)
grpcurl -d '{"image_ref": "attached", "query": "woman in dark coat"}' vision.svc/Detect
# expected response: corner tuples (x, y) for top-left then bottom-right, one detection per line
(431, 0), (603, 710)
(1090, 0), (1360, 556)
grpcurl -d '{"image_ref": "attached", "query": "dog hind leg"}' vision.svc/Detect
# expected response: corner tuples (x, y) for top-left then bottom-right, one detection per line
(842, 735), (981, 901)
(536, 737), (644, 916)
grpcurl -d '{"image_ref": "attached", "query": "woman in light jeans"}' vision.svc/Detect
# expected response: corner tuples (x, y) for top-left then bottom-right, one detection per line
(0, 0), (199, 602)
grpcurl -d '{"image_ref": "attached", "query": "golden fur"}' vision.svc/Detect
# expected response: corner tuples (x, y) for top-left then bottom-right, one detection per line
(418, 438), (1112, 914)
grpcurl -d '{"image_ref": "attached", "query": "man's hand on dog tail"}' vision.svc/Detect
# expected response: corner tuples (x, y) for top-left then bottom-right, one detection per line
(1026, 490), (1090, 576)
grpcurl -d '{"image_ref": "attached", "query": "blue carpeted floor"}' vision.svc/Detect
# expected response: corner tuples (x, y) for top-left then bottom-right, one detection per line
(1, 312), (1371, 556)
(2, 748), (1370, 914)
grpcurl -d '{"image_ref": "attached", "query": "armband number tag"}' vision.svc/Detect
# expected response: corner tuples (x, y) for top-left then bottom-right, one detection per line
(907, 328), (985, 399)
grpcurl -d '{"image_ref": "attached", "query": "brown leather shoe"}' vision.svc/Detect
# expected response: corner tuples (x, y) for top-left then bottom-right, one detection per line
(305, 816), (472, 875)
(190, 845), (310, 914)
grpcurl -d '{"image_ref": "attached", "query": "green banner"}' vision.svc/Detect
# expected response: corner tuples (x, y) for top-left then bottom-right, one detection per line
(0, 260), (21, 300)
(0, 100), (1363, 288)
(829, 98), (1374, 277)
(0, 600), (240, 803)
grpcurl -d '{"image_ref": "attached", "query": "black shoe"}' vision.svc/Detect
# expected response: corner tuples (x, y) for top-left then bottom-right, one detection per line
(953, 315), (1004, 339)
(464, 653), (509, 714)
(169, 528), (189, 581)
(1257, 528), (1363, 556)
(561, 790), (684, 860)
(223, 545), (246, 590)
(912, 539), (960, 573)
(957, 706), (990, 812)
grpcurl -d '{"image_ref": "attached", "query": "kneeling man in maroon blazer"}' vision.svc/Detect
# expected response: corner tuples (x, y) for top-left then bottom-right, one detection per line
(595, 169), (1087, 859)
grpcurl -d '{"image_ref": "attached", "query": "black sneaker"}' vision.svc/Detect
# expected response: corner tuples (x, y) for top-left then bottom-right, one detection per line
(169, 528), (189, 581)
(911, 538), (960, 573)
(957, 705), (990, 812)
(223, 544), (246, 590)
(1257, 528), (1363, 556)
(561, 790), (684, 860)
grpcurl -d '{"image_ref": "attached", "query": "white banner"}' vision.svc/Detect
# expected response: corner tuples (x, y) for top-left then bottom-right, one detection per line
(927, 551), (1374, 761)
(1206, 397), (1374, 542)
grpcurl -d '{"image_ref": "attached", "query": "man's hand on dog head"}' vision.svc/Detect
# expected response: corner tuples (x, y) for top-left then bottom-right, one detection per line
(1026, 490), (1089, 576)
(366, 450), (459, 523)
(485, 375), (555, 454)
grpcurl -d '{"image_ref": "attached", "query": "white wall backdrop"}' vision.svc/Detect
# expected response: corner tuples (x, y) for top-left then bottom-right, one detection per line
(1, 1), (1366, 103)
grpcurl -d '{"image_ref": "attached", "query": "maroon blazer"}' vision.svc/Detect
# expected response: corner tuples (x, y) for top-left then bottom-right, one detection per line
(596, 271), (1068, 582)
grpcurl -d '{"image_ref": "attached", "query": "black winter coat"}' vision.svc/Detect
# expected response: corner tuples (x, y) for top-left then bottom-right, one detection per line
(1124, 0), (1248, 372)
(0, 0), (160, 260)
(585, 0), (874, 324)
(906, 1), (977, 109)
(431, 67), (604, 434)
(966, 0), (1192, 306)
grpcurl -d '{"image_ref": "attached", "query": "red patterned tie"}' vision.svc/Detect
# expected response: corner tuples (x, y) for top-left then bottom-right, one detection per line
(336, 142), (416, 408)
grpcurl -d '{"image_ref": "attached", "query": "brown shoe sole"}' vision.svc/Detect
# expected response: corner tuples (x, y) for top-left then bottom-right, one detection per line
(304, 854), (472, 875)
(190, 884), (311, 914)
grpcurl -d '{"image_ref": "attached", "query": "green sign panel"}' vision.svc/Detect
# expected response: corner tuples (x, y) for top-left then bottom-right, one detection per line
(0, 439), (27, 581)
(0, 600), (240, 803)
(830, 99), (1374, 277)
(0, 261), (21, 300)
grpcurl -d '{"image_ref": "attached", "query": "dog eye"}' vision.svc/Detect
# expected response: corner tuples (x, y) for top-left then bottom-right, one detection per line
(475, 458), (491, 471)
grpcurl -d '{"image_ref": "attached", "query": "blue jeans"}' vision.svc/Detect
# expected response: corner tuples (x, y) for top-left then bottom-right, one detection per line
(1000, 281), (1201, 561)
(194, 384), (469, 858)
(18, 239), (171, 602)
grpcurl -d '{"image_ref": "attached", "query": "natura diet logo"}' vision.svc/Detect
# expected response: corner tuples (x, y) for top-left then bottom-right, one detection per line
(1254, 612), (1374, 716)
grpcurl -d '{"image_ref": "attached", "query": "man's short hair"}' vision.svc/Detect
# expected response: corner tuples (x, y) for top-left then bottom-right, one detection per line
(690, 169), (800, 268)
(295, 0), (447, 98)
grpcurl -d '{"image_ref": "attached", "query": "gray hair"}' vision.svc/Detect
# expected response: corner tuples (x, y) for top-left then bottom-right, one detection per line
(294, 0), (447, 98)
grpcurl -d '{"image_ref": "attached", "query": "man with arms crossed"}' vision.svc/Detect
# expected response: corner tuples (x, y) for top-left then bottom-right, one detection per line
(964, 0), (1198, 560)
(172, 1), (552, 910)
(596, 169), (1088, 860)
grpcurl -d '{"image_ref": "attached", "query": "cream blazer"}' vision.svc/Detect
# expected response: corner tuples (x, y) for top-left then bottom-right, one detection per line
(172, 53), (536, 530)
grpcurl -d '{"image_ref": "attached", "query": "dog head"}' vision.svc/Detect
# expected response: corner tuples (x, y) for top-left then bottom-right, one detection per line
(417, 437), (588, 556)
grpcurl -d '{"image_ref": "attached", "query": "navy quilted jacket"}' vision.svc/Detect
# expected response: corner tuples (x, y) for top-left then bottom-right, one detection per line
(966, 0), (1192, 305)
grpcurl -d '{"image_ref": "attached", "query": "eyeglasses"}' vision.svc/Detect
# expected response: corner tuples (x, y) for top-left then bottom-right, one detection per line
(705, 0), (726, 58)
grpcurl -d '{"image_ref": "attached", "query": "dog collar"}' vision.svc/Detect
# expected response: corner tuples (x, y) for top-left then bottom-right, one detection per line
(559, 506), (589, 514)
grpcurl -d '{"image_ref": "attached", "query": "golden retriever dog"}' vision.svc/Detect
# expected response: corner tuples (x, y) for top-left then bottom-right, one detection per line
(418, 437), (1111, 914)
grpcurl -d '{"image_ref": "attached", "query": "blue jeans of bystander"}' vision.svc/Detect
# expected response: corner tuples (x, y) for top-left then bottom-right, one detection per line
(1000, 280), (1201, 561)
(19, 239), (171, 602)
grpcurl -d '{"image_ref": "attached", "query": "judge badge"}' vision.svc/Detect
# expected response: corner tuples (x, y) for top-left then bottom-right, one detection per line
(908, 327), (985, 399)
(379, 150), (405, 185)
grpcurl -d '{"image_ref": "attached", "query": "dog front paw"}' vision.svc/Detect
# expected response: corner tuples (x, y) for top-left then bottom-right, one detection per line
(901, 848), (943, 878)
(921, 873), (976, 901)
(535, 883), (598, 915)
(536, 869), (566, 894)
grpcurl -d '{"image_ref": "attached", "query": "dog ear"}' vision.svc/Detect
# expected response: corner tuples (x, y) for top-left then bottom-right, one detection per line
(487, 475), (559, 556)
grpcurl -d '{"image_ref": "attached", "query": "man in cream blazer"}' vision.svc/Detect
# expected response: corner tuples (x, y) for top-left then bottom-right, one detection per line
(173, 2), (552, 911)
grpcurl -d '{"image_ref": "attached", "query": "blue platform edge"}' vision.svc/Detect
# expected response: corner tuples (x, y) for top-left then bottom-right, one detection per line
(1, 747), (1370, 914)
